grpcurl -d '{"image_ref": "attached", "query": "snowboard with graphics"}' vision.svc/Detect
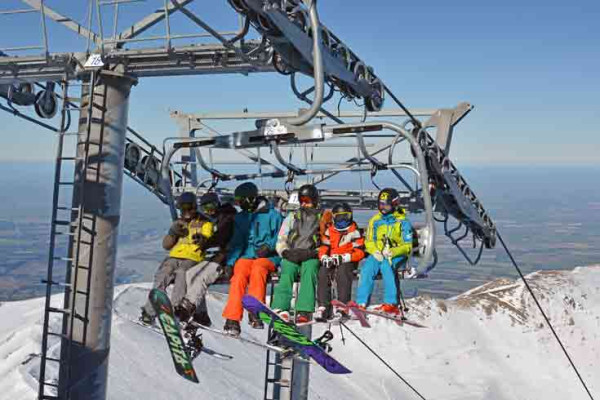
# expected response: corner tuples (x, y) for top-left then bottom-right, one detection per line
(149, 288), (199, 383)
(242, 295), (351, 374)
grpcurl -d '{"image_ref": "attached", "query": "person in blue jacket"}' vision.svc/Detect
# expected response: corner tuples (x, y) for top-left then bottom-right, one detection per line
(356, 188), (413, 314)
(222, 182), (283, 336)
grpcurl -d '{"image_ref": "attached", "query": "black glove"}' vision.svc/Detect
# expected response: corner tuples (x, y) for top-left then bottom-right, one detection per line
(192, 233), (207, 249)
(218, 264), (234, 280)
(283, 248), (317, 264)
(168, 220), (188, 237)
(255, 244), (273, 259)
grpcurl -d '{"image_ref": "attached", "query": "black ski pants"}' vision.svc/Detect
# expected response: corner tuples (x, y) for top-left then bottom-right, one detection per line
(317, 262), (356, 309)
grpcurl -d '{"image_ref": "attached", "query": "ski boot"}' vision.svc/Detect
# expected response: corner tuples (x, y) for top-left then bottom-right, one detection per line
(139, 308), (154, 325)
(223, 319), (241, 337)
(296, 311), (312, 324)
(314, 306), (331, 323)
(375, 303), (400, 315)
(248, 312), (264, 329)
(193, 309), (212, 328)
(174, 298), (196, 323)
(273, 309), (290, 322)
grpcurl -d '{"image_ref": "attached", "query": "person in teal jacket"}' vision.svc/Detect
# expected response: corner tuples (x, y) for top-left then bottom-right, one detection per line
(356, 188), (413, 314)
(222, 182), (283, 336)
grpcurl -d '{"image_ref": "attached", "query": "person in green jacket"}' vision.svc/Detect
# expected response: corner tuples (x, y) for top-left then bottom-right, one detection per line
(272, 184), (322, 323)
(355, 188), (413, 314)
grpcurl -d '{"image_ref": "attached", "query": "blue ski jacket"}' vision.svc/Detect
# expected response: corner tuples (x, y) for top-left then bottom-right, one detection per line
(226, 197), (283, 267)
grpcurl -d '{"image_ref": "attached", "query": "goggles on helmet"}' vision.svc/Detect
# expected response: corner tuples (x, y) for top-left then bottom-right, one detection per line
(299, 196), (314, 206)
(201, 202), (218, 215)
(180, 202), (195, 212)
(333, 211), (352, 230)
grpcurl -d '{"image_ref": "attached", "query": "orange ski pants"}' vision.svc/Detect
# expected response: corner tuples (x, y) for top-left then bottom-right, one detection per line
(222, 258), (275, 321)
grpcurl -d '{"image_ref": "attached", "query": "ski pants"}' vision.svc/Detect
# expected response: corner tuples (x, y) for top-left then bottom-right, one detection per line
(143, 257), (197, 317)
(317, 262), (356, 309)
(183, 260), (222, 313)
(271, 258), (320, 313)
(222, 258), (275, 322)
(356, 256), (402, 305)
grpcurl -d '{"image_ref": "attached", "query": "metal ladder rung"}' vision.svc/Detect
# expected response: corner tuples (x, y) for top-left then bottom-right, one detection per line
(56, 206), (78, 211)
(59, 156), (77, 161)
(48, 307), (71, 315)
(53, 256), (73, 262)
(41, 279), (71, 288)
(47, 332), (69, 339)
(75, 290), (88, 296)
(53, 220), (71, 226)
(41, 395), (59, 400)
(45, 356), (62, 363)
(42, 381), (59, 388)
(58, 181), (75, 185)
(55, 231), (75, 236)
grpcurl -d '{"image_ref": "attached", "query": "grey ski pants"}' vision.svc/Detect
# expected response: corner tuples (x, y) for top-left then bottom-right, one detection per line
(184, 260), (222, 313)
(143, 257), (197, 317)
(317, 262), (357, 308)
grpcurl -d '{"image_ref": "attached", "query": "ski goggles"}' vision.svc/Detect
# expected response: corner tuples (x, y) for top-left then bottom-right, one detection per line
(332, 211), (352, 222)
(299, 196), (314, 206)
(179, 202), (196, 211)
(200, 202), (218, 215)
(378, 201), (393, 213)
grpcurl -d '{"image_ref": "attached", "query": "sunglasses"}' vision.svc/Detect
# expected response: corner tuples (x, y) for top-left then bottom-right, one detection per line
(202, 203), (218, 211)
(299, 196), (314, 204)
(333, 211), (352, 218)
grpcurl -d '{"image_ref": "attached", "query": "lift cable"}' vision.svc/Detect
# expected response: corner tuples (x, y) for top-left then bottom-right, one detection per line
(340, 321), (427, 400)
(496, 231), (595, 400)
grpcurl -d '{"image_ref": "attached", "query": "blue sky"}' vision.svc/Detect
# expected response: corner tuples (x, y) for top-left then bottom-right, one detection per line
(0, 0), (598, 164)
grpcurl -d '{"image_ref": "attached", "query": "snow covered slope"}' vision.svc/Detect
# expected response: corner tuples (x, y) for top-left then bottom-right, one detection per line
(1, 266), (599, 400)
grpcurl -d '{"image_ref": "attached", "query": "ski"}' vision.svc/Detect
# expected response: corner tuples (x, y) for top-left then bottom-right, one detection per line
(189, 321), (301, 358)
(334, 300), (426, 328)
(148, 288), (199, 383)
(242, 295), (351, 374)
(331, 300), (371, 328)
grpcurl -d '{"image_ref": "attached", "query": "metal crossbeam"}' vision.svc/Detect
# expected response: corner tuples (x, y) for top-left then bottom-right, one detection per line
(20, 0), (101, 46)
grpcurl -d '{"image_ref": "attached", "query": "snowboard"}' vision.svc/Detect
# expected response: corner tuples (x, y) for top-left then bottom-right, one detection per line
(148, 288), (199, 383)
(242, 295), (351, 374)
(331, 300), (371, 328)
(126, 316), (233, 361)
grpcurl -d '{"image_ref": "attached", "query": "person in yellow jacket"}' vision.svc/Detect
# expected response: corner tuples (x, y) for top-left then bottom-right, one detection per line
(355, 188), (413, 314)
(140, 192), (213, 324)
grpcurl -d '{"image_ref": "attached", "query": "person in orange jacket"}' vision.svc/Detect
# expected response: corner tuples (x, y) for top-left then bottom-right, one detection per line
(315, 202), (365, 321)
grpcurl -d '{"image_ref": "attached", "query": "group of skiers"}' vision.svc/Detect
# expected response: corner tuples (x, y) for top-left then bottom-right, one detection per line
(140, 182), (414, 337)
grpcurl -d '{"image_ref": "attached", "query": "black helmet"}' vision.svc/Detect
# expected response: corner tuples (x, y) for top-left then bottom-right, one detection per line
(176, 192), (197, 210)
(234, 182), (259, 199)
(332, 202), (353, 231)
(378, 188), (400, 215)
(199, 192), (220, 219)
(298, 184), (319, 206)
(234, 182), (259, 211)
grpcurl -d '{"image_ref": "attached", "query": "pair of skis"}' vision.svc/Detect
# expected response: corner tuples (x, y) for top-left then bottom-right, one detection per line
(149, 289), (351, 383)
(331, 300), (427, 328)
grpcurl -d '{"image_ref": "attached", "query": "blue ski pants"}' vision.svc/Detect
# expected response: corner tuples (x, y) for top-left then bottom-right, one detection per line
(356, 256), (401, 305)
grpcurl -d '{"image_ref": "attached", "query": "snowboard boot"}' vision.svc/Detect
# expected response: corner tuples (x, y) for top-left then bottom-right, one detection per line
(224, 319), (241, 337)
(314, 306), (331, 322)
(193, 309), (212, 327)
(139, 308), (155, 325)
(248, 312), (264, 329)
(296, 311), (312, 324)
(174, 298), (196, 323)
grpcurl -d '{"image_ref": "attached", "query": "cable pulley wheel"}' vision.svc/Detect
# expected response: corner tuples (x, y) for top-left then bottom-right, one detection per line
(34, 90), (58, 119)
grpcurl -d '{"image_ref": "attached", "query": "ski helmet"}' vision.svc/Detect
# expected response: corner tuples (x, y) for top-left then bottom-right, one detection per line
(234, 182), (259, 211)
(297, 184), (319, 207)
(176, 191), (197, 211)
(332, 202), (353, 231)
(378, 188), (400, 215)
(199, 192), (220, 219)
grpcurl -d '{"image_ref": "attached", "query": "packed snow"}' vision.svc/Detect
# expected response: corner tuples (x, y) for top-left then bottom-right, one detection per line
(1, 266), (599, 399)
